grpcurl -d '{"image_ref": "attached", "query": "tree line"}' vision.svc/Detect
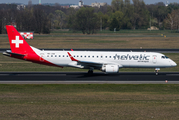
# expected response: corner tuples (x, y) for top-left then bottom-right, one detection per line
(0, 0), (179, 34)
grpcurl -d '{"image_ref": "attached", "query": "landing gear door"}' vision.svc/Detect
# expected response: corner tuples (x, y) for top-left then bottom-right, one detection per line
(152, 55), (157, 64)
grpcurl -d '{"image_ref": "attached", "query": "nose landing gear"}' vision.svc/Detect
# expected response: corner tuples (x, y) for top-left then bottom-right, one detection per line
(155, 68), (160, 75)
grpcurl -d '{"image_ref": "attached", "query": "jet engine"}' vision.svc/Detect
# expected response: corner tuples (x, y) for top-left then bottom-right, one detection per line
(101, 65), (119, 73)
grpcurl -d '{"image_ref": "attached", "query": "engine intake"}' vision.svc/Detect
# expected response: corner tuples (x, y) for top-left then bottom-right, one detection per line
(101, 65), (119, 73)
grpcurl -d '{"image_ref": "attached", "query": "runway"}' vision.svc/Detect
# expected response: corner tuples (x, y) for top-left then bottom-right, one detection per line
(0, 72), (179, 84)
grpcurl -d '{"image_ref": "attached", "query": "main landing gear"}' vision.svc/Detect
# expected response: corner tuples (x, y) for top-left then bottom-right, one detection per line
(155, 68), (160, 75)
(88, 68), (94, 74)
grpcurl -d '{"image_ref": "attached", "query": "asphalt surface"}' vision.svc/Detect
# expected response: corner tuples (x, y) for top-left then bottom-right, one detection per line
(0, 72), (179, 84)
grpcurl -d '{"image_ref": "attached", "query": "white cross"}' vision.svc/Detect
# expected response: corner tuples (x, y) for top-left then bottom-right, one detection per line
(12, 36), (23, 48)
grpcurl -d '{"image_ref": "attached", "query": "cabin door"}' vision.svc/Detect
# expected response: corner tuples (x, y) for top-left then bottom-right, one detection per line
(152, 55), (157, 64)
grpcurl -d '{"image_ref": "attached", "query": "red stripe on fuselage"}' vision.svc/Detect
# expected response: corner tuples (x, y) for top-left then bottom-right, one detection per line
(25, 53), (63, 68)
(10, 53), (63, 68)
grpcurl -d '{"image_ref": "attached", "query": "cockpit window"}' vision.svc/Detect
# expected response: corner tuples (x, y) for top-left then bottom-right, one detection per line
(161, 56), (165, 59)
(161, 56), (169, 59)
(165, 56), (169, 59)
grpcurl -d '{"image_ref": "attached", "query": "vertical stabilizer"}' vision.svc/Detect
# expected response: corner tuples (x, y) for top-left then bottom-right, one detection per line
(6, 25), (35, 54)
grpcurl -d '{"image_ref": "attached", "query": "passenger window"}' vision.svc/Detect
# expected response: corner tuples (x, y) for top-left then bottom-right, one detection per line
(63, 55), (64, 57)
(81, 56), (82, 57)
(59, 55), (61, 57)
(92, 56), (94, 58)
(51, 55), (53, 57)
(55, 55), (57, 57)
(85, 56), (86, 58)
(88, 56), (90, 58)
(66, 55), (68, 57)
(109, 56), (111, 58)
(74, 55), (75, 57)
(77, 55), (79, 57)
(97, 56), (98, 58)
(47, 55), (49, 57)
(105, 56), (107, 58)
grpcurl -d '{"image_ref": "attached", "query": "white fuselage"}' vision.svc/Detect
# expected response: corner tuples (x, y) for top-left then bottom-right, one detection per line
(34, 48), (177, 70)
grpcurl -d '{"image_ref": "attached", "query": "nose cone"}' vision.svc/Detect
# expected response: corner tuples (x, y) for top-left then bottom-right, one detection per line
(170, 60), (177, 67)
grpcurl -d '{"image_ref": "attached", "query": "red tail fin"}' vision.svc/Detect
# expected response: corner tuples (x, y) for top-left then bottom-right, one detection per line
(6, 25), (34, 54)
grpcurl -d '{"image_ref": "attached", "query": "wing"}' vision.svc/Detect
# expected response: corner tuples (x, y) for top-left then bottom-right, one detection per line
(67, 52), (122, 68)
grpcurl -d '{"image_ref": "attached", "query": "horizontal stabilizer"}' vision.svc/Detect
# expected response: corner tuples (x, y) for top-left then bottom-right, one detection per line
(3, 50), (25, 57)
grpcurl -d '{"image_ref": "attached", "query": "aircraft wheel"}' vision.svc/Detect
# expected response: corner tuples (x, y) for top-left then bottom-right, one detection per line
(88, 70), (93, 74)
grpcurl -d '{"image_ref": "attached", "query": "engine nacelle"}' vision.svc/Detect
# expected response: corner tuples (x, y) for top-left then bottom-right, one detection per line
(101, 65), (119, 73)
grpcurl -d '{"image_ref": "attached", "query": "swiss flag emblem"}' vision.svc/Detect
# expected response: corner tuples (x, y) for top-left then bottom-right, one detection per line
(12, 36), (23, 48)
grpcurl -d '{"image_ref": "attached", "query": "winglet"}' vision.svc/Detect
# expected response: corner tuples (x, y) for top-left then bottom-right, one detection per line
(67, 52), (78, 61)
(71, 49), (73, 51)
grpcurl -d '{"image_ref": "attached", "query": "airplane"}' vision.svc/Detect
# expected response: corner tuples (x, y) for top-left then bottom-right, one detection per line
(3, 25), (177, 75)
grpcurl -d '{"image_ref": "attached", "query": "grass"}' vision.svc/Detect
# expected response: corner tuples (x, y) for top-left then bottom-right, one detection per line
(0, 84), (179, 119)
(1, 35), (179, 49)
(51, 29), (179, 35)
(0, 53), (179, 72)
